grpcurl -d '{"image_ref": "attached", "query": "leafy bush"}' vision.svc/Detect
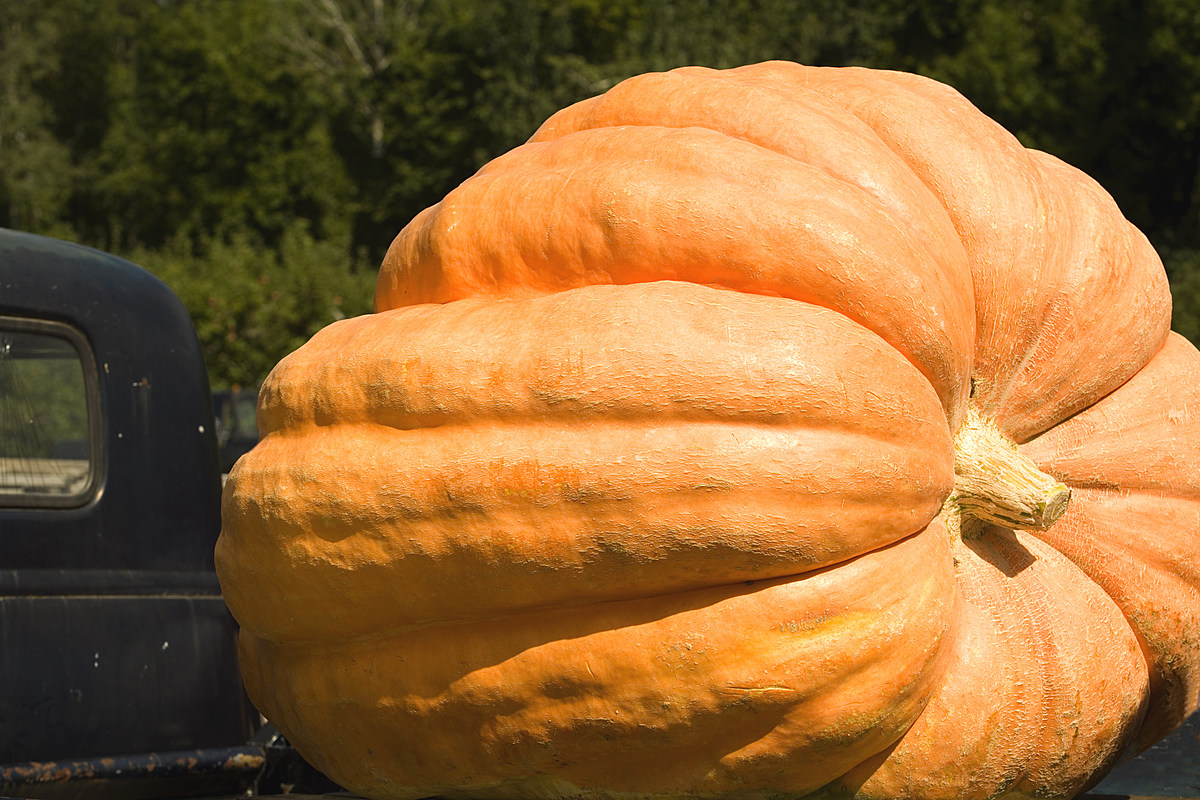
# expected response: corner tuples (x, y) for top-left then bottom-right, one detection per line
(131, 222), (376, 389)
(1163, 247), (1200, 344)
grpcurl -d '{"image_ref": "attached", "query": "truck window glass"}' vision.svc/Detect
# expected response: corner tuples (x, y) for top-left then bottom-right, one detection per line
(0, 319), (99, 507)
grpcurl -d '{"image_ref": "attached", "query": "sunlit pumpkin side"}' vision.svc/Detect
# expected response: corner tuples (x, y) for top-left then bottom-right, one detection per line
(216, 62), (1200, 800)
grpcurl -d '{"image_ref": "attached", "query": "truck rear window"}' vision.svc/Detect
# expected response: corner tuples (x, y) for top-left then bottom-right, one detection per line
(0, 318), (100, 507)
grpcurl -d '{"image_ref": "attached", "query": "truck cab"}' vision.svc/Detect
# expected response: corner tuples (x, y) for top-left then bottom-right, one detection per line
(0, 228), (321, 798)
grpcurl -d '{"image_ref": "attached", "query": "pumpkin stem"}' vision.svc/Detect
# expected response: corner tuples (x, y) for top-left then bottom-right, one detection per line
(952, 405), (1070, 532)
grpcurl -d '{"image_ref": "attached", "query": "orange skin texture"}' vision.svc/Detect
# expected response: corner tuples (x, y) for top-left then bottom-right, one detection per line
(240, 525), (955, 800)
(1021, 333), (1200, 751)
(377, 121), (975, 427)
(221, 283), (952, 642)
(216, 62), (1198, 799)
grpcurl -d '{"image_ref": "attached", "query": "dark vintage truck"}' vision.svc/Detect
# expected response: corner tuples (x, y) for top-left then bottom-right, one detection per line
(0, 226), (1195, 799)
(0, 228), (340, 799)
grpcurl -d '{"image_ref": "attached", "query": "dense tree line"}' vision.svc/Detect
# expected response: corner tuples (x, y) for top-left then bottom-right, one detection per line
(3, 0), (1199, 386)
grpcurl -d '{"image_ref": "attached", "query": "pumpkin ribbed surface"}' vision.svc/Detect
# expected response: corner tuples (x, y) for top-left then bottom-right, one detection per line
(216, 62), (1200, 800)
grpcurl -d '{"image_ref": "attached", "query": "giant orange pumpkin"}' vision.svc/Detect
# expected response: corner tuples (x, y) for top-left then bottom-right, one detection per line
(215, 62), (1200, 799)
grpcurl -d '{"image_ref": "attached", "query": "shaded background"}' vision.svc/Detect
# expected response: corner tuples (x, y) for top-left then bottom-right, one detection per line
(4, 0), (1200, 389)
(3, 1), (1198, 792)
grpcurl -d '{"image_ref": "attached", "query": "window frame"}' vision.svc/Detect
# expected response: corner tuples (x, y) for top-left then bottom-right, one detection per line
(0, 315), (104, 509)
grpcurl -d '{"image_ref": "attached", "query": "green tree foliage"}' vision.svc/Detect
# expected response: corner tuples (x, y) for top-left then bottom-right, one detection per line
(77, 0), (355, 252)
(4, 0), (1200, 388)
(608, 0), (905, 73)
(1163, 249), (1200, 344)
(130, 222), (375, 389)
(267, 0), (475, 250)
(0, 2), (73, 236)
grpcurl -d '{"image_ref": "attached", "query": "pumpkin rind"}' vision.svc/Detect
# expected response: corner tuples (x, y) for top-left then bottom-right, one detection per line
(239, 524), (955, 800)
(1022, 332), (1200, 750)
(376, 123), (975, 426)
(217, 61), (1198, 800)
(823, 528), (1149, 800)
(724, 63), (1171, 442)
(218, 281), (954, 642)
